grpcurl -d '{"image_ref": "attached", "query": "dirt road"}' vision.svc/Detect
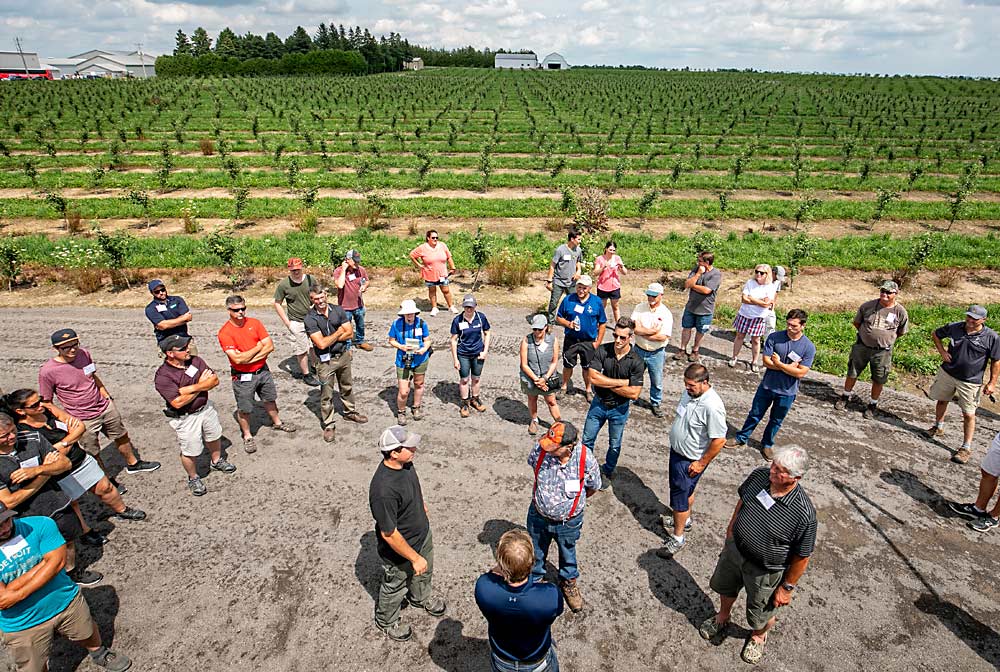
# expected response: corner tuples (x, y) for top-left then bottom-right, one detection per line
(1, 306), (997, 671)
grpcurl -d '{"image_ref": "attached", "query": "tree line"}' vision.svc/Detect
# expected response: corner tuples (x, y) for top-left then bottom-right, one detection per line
(157, 24), (502, 77)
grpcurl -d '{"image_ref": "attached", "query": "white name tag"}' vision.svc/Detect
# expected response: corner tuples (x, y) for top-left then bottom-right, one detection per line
(885, 313), (896, 324)
(19, 457), (39, 470)
(756, 489), (776, 510)
(55, 420), (68, 431)
(787, 351), (802, 363)
(573, 304), (585, 314)
(536, 341), (549, 353)
(240, 373), (253, 382)
(319, 353), (332, 362)
(185, 365), (199, 377)
(675, 402), (688, 418)
(155, 304), (167, 313)
(459, 321), (469, 330)
(82, 363), (96, 376)
(564, 480), (581, 494)
(347, 273), (357, 282)
(562, 254), (572, 261)
(0, 535), (29, 560)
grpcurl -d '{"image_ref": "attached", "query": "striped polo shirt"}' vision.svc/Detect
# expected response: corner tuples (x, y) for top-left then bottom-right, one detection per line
(732, 467), (817, 572)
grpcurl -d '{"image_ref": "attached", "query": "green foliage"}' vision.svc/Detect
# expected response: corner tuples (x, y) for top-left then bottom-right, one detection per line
(204, 228), (241, 269)
(0, 236), (24, 290)
(637, 187), (659, 221)
(571, 187), (609, 234)
(792, 195), (821, 231)
(893, 232), (939, 289)
(231, 186), (250, 221)
(689, 230), (722, 257)
(868, 188), (900, 230)
(786, 232), (818, 290)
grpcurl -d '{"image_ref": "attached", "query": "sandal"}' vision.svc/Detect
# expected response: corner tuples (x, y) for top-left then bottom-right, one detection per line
(741, 635), (767, 665)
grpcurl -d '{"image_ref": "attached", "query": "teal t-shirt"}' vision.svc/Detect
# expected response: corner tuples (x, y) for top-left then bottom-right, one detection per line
(0, 517), (79, 633)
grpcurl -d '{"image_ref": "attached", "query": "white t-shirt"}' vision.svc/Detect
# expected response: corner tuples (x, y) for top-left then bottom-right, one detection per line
(630, 302), (673, 352)
(738, 279), (778, 319)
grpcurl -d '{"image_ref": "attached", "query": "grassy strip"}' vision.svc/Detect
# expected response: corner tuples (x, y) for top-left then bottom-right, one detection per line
(11, 230), (1000, 272)
(714, 304), (1000, 381)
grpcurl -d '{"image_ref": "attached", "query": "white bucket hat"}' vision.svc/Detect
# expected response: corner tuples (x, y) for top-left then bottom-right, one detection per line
(398, 299), (420, 315)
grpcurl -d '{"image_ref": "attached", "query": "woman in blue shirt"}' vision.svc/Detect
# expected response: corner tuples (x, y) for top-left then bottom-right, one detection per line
(450, 294), (492, 418)
(389, 300), (431, 425)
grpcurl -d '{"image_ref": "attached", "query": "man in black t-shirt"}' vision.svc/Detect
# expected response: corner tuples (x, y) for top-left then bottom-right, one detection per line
(368, 426), (446, 642)
(581, 317), (645, 488)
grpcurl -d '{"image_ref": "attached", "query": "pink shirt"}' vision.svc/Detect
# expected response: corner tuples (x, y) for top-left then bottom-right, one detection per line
(595, 254), (624, 292)
(38, 348), (109, 420)
(409, 242), (452, 283)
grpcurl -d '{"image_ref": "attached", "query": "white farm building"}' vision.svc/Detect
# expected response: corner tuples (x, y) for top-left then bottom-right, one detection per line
(69, 50), (158, 79)
(495, 53), (538, 69)
(541, 53), (570, 70)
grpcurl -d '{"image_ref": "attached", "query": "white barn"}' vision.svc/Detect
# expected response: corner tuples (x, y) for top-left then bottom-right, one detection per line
(541, 52), (570, 70)
(41, 58), (84, 79)
(403, 57), (423, 71)
(71, 51), (157, 79)
(495, 52), (537, 69)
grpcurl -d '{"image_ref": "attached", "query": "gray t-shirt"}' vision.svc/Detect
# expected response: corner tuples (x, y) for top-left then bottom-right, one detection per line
(684, 267), (722, 316)
(551, 244), (583, 288)
(855, 299), (908, 349)
(669, 387), (727, 460)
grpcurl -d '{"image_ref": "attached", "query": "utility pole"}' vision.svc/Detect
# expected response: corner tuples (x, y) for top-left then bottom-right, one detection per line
(136, 42), (148, 78)
(14, 37), (30, 75)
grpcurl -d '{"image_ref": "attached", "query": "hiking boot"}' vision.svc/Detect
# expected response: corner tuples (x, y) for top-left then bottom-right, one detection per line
(358, 342), (375, 352)
(741, 635), (767, 665)
(560, 578), (584, 612)
(112, 507), (146, 521)
(460, 401), (470, 418)
(699, 616), (726, 641)
(599, 469), (613, 491)
(323, 426), (336, 443)
(405, 594), (447, 617)
(188, 477), (207, 496)
(651, 405), (664, 418)
(125, 459), (160, 474)
(952, 447), (973, 464)
(862, 403), (880, 419)
(243, 436), (257, 454)
(471, 396), (486, 412)
(344, 411), (369, 424)
(834, 396), (849, 411)
(272, 422), (296, 433)
(301, 374), (321, 387)
(656, 535), (686, 559)
(725, 437), (746, 449)
(91, 650), (131, 672)
(211, 458), (237, 474)
(924, 424), (945, 438)
(948, 502), (987, 521)
(411, 406), (424, 421)
(397, 411), (408, 426)
(80, 530), (109, 546)
(375, 619), (412, 642)
(968, 515), (1000, 533)
(70, 568), (103, 587)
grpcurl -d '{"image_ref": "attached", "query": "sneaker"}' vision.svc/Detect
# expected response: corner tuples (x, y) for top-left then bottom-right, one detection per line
(301, 373), (321, 387)
(323, 426), (336, 443)
(656, 535), (686, 558)
(111, 479), (127, 496)
(211, 458), (237, 474)
(528, 418), (539, 435)
(80, 530), (109, 546)
(396, 411), (408, 426)
(560, 578), (584, 612)
(471, 396), (486, 412)
(91, 650), (131, 672)
(112, 507), (146, 521)
(460, 402), (470, 418)
(243, 436), (257, 454)
(741, 635), (767, 665)
(70, 568), (103, 587)
(834, 396), (849, 411)
(405, 594), (447, 617)
(968, 515), (1000, 533)
(660, 514), (693, 534)
(599, 469), (613, 491)
(688, 350), (701, 363)
(429, 307), (439, 317)
(750, 364), (761, 374)
(188, 476), (207, 496)
(411, 406), (424, 421)
(651, 405), (664, 418)
(375, 619), (412, 642)
(727, 358), (737, 368)
(952, 447), (973, 464)
(449, 305), (459, 314)
(924, 424), (945, 438)
(358, 342), (375, 352)
(272, 422), (296, 433)
(125, 459), (160, 474)
(725, 437), (746, 449)
(948, 501), (987, 520)
(862, 403), (879, 419)
(699, 616), (725, 641)
(344, 411), (369, 424)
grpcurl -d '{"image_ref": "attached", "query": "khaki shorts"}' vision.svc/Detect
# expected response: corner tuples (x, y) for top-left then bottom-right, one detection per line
(396, 360), (429, 380)
(168, 401), (224, 457)
(709, 538), (785, 630)
(78, 400), (128, 456)
(1, 591), (94, 672)
(928, 368), (982, 415)
(284, 320), (311, 356)
(846, 342), (893, 385)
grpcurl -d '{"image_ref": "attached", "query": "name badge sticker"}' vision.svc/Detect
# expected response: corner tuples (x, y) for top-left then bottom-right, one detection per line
(756, 489), (776, 510)
(19, 457), (40, 470)
(573, 304), (585, 314)
(787, 351), (802, 364)
(347, 273), (357, 282)
(536, 341), (549, 353)
(0, 535), (29, 560)
(82, 363), (96, 376)
(155, 304), (167, 313)
(185, 365), (199, 377)
(319, 353), (332, 362)
(240, 373), (253, 382)
(564, 480), (581, 494)
(55, 420), (68, 431)
(562, 254), (572, 261)
(459, 321), (469, 330)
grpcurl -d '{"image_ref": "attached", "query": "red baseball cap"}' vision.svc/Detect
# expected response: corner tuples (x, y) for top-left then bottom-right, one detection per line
(287, 258), (304, 270)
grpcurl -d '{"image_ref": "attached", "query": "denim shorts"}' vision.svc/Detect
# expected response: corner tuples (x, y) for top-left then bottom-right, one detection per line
(425, 278), (450, 287)
(458, 355), (485, 378)
(681, 310), (713, 333)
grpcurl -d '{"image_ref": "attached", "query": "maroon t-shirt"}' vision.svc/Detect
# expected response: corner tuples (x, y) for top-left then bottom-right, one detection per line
(334, 265), (368, 311)
(154, 356), (212, 414)
(38, 348), (109, 420)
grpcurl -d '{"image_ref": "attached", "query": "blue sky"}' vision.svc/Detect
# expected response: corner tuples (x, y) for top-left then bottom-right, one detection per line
(2, 0), (999, 76)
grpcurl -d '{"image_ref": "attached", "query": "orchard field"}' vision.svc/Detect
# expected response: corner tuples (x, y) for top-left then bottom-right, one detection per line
(1, 68), (999, 382)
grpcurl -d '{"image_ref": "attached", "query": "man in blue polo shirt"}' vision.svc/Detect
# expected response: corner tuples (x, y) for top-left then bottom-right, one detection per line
(0, 501), (131, 671)
(727, 309), (816, 459)
(555, 275), (607, 402)
(475, 529), (564, 672)
(143, 279), (194, 355)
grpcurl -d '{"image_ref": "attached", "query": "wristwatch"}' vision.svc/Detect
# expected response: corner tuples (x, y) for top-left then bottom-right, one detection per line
(781, 583), (796, 592)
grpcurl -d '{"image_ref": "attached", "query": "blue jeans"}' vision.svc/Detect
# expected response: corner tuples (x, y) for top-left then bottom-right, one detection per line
(526, 503), (584, 581)
(345, 307), (366, 345)
(735, 385), (796, 448)
(635, 346), (664, 407)
(581, 397), (630, 475)
(491, 646), (559, 672)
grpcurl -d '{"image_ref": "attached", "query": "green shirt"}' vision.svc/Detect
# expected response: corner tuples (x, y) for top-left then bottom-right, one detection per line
(273, 274), (313, 322)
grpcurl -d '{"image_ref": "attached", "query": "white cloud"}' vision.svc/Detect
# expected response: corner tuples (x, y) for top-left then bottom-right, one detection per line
(581, 0), (608, 11)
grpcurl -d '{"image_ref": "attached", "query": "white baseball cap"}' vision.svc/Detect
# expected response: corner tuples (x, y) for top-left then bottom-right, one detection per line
(645, 282), (664, 296)
(576, 274), (593, 287)
(378, 425), (421, 453)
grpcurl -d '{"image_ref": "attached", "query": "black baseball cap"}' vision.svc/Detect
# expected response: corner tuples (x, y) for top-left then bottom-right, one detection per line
(0, 502), (17, 523)
(159, 334), (193, 353)
(51, 329), (79, 347)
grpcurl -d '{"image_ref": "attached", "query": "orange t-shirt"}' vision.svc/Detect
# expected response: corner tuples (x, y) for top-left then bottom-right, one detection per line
(217, 317), (270, 373)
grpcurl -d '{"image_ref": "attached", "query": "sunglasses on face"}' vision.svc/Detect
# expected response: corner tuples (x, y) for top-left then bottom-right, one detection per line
(22, 399), (42, 410)
(228, 307), (247, 313)
(56, 343), (79, 351)
(614, 333), (631, 341)
(755, 270), (767, 275)
(152, 287), (167, 294)
(429, 236), (439, 240)
(880, 290), (896, 295)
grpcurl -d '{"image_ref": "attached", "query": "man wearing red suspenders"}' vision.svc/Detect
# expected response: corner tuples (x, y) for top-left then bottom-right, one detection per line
(525, 421), (601, 613)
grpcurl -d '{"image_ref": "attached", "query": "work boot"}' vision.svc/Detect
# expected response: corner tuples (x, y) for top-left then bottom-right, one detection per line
(470, 396), (486, 412)
(560, 578), (584, 612)
(460, 400), (470, 418)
